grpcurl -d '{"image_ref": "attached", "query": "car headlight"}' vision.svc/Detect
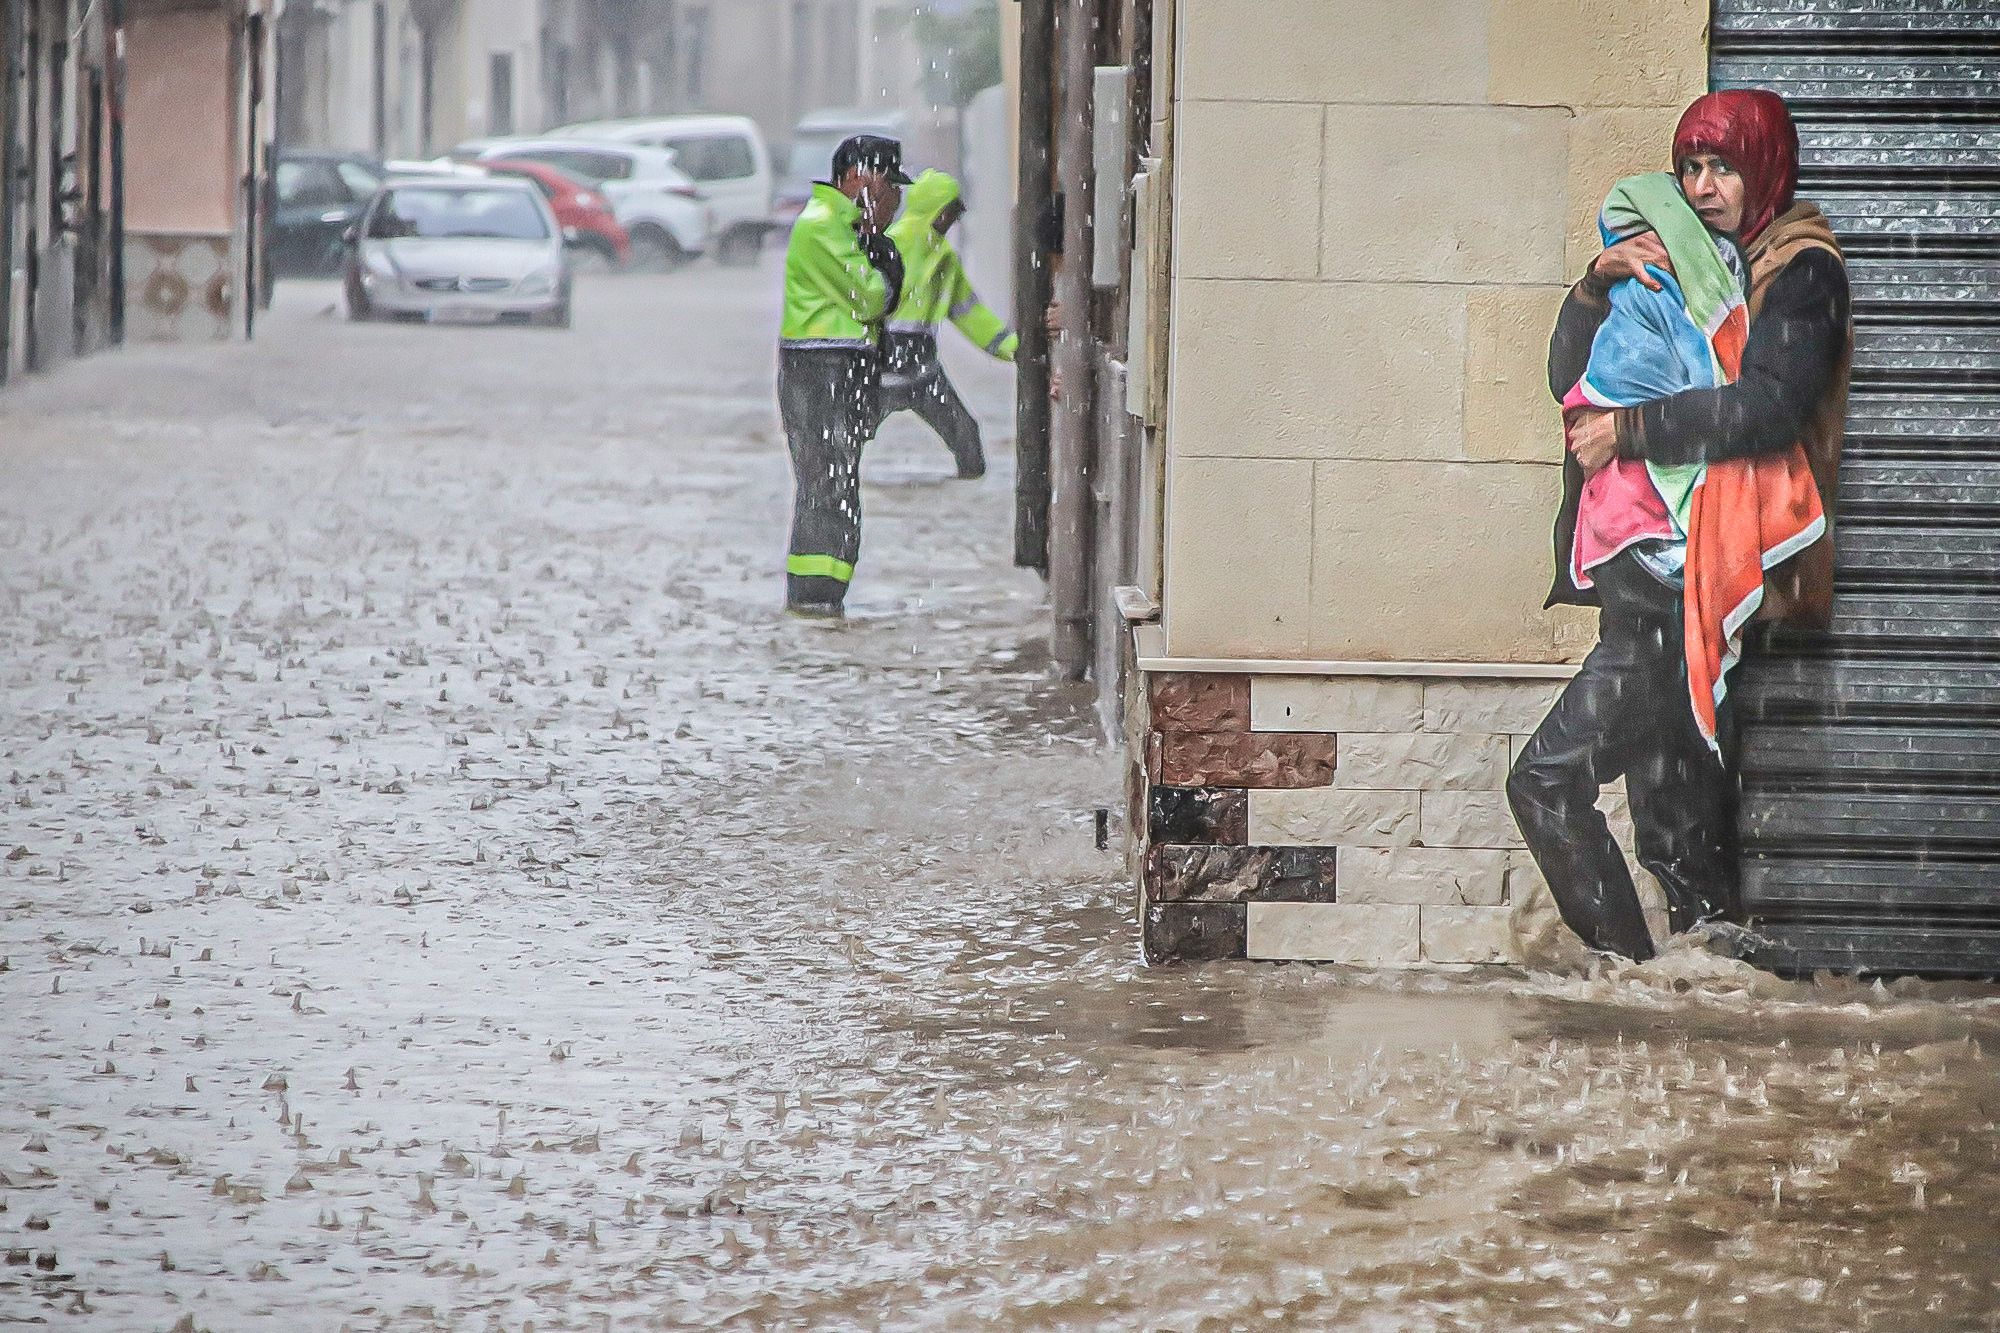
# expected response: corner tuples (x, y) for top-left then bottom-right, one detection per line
(361, 252), (397, 288)
(517, 269), (557, 295)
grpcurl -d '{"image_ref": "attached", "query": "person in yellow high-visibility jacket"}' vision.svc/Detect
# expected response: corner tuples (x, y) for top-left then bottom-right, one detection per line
(777, 135), (909, 618)
(879, 170), (1018, 480)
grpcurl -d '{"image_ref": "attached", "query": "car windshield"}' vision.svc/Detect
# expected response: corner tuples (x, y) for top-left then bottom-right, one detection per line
(366, 187), (548, 241)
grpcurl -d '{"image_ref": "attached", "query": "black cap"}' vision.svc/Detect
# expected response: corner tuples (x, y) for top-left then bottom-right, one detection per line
(831, 134), (913, 186)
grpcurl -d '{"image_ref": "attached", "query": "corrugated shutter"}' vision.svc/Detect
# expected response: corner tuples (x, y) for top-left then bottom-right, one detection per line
(1714, 0), (2000, 974)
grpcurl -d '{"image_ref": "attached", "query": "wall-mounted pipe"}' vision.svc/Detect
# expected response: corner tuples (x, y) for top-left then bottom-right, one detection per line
(1, 0), (22, 384)
(1011, 0), (1054, 574)
(1048, 0), (1096, 679)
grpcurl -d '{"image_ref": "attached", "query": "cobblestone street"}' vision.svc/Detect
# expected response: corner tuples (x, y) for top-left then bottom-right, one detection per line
(0, 268), (1121, 1327)
(5, 267), (2000, 1332)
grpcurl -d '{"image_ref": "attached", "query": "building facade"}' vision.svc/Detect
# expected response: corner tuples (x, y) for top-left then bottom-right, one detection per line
(4, 0), (277, 388)
(2, 0), (118, 382)
(1109, 0), (2000, 972)
(123, 0), (278, 343)
(276, 0), (937, 158)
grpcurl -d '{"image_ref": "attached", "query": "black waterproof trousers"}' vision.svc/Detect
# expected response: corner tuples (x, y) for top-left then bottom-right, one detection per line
(1506, 552), (1738, 961)
(879, 332), (984, 478)
(778, 346), (879, 609)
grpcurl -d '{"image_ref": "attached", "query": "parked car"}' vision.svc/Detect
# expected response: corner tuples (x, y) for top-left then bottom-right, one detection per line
(383, 157), (490, 180)
(473, 140), (710, 272)
(550, 114), (773, 264)
(272, 150), (383, 276)
(343, 177), (571, 328)
(774, 109), (909, 225)
(480, 157), (630, 270)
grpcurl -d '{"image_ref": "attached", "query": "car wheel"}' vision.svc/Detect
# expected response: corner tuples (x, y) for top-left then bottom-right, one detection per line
(534, 295), (573, 330)
(570, 241), (616, 275)
(717, 227), (763, 267)
(627, 225), (688, 274)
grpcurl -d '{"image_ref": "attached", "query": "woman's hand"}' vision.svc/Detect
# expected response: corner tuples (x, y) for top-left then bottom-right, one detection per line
(1589, 234), (1673, 293)
(1567, 409), (1620, 476)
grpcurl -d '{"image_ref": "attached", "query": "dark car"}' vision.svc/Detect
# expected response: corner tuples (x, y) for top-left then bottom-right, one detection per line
(273, 151), (385, 277)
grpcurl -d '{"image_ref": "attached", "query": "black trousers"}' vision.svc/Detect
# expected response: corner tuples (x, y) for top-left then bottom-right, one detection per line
(778, 347), (878, 608)
(879, 332), (984, 478)
(1506, 552), (1738, 961)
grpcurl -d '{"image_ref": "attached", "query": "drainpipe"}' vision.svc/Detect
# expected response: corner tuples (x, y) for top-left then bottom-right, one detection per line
(107, 0), (124, 344)
(1047, 0), (1096, 678)
(1011, 0), (1053, 573)
(1, 0), (20, 384)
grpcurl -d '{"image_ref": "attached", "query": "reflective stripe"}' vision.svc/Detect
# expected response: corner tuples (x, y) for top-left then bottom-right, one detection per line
(985, 328), (1016, 355)
(787, 553), (855, 583)
(886, 319), (935, 335)
(948, 296), (981, 319)
(780, 337), (872, 351)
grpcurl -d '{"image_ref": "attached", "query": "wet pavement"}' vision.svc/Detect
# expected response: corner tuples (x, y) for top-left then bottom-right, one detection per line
(3, 265), (1999, 1331)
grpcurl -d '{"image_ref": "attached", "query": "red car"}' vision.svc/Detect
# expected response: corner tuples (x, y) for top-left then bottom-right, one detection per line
(482, 158), (630, 269)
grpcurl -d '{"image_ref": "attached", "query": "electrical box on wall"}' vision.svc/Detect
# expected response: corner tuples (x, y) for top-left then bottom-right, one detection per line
(1091, 64), (1130, 290)
(1125, 160), (1158, 423)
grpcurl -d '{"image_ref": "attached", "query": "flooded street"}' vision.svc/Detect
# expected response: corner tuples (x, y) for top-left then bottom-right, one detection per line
(3, 265), (1999, 1331)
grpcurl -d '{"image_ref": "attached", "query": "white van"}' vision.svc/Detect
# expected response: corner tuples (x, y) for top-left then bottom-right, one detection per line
(474, 140), (712, 271)
(552, 115), (774, 264)
(774, 109), (911, 226)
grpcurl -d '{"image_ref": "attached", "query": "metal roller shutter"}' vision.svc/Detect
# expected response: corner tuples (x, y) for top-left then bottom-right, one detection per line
(1713, 0), (2000, 974)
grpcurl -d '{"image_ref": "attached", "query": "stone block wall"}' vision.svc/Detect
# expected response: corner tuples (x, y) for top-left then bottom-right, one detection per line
(1139, 669), (1642, 966)
(1158, 0), (1709, 665)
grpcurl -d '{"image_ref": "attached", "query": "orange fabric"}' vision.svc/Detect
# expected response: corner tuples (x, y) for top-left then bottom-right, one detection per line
(1747, 206), (1852, 628)
(1682, 449), (1826, 748)
(1679, 206), (1848, 749)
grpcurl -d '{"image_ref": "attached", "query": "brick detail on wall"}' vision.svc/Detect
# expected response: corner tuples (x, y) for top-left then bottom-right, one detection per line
(1152, 729), (1338, 788)
(1148, 786), (1249, 845)
(1134, 666), (1581, 969)
(1252, 676), (1422, 733)
(1151, 673), (1252, 732)
(1249, 788), (1420, 848)
(1247, 903), (1421, 965)
(1421, 906), (1515, 963)
(1144, 901), (1249, 964)
(1147, 846), (1340, 903)
(1335, 731), (1510, 791)
(1337, 847), (1508, 906)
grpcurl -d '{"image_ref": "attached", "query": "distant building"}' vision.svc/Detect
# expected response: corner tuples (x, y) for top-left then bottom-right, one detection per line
(3, 0), (277, 387)
(123, 0), (279, 342)
(275, 0), (940, 159)
(2, 0), (117, 380)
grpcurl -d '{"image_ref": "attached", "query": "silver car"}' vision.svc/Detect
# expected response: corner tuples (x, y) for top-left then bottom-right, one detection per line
(343, 177), (571, 327)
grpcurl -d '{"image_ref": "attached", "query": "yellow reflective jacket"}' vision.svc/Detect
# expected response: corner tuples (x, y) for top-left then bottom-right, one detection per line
(886, 171), (1017, 361)
(780, 183), (889, 349)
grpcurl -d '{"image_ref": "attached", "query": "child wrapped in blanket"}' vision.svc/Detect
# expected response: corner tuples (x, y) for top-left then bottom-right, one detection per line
(1564, 173), (1750, 605)
(1561, 173), (1822, 752)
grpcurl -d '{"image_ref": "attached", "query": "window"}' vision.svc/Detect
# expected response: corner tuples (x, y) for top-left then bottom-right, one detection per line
(519, 149), (631, 183)
(277, 161), (346, 209)
(664, 135), (755, 183)
(367, 187), (550, 241)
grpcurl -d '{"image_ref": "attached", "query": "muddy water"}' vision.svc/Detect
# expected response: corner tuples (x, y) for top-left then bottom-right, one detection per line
(2, 270), (1997, 1331)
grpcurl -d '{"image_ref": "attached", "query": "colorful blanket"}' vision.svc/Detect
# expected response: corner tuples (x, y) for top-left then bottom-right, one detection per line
(1564, 172), (1824, 751)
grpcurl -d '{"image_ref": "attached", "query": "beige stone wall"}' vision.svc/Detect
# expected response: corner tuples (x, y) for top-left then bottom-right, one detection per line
(1137, 668), (1663, 967)
(1160, 0), (1707, 663)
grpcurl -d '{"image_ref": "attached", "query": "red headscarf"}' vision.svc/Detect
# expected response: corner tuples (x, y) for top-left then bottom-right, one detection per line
(1672, 90), (1799, 244)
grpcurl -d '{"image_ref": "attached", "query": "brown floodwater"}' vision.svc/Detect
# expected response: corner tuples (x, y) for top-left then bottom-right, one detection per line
(2, 270), (1996, 1331)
